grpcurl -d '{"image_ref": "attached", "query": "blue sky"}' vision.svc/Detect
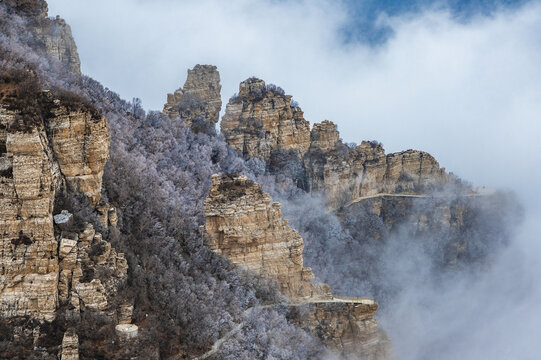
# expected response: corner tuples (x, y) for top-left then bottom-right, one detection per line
(342, 0), (530, 43)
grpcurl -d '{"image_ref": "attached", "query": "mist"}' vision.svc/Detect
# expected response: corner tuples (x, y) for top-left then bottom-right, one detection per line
(378, 209), (541, 360)
(45, 0), (541, 358)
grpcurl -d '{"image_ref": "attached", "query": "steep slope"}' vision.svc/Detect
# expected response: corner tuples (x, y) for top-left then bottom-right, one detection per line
(1, 1), (522, 359)
(3, 0), (81, 76)
(204, 174), (328, 300)
(219, 75), (521, 309)
(204, 174), (393, 359)
(0, 3), (136, 358)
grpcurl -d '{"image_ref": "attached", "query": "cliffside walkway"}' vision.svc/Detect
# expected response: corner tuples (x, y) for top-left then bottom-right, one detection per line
(188, 296), (375, 360)
(289, 296), (375, 306)
(339, 191), (493, 210)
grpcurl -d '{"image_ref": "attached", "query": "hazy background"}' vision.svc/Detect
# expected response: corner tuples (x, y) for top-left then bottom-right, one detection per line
(46, 0), (541, 358)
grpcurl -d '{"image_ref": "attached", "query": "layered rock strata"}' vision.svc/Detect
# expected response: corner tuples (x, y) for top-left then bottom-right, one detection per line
(288, 299), (393, 360)
(204, 174), (327, 299)
(221, 78), (310, 162)
(56, 221), (128, 314)
(60, 329), (79, 360)
(304, 127), (452, 209)
(0, 123), (60, 321)
(221, 78), (458, 209)
(46, 100), (110, 206)
(204, 174), (391, 358)
(34, 16), (82, 75)
(0, 84), (117, 322)
(4, 0), (82, 75)
(163, 64), (222, 131)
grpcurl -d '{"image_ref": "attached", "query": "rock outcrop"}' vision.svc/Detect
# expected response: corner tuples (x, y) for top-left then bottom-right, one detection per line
(0, 122), (60, 320)
(0, 77), (119, 325)
(46, 101), (110, 205)
(4, 0), (82, 75)
(34, 16), (82, 76)
(288, 299), (393, 360)
(221, 78), (310, 185)
(221, 78), (458, 209)
(163, 64), (222, 132)
(304, 129), (452, 209)
(60, 329), (79, 360)
(204, 174), (392, 358)
(204, 174), (327, 299)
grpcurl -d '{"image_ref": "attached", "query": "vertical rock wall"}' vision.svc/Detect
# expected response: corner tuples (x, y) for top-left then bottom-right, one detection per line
(35, 16), (82, 76)
(163, 64), (222, 132)
(204, 174), (326, 299)
(0, 119), (60, 321)
(0, 90), (115, 321)
(288, 301), (393, 360)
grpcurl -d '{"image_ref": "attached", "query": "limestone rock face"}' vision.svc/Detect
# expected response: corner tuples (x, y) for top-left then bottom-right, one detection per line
(204, 174), (325, 299)
(0, 88), (114, 321)
(61, 329), (79, 360)
(304, 132), (451, 209)
(57, 221), (128, 314)
(310, 120), (340, 152)
(46, 103), (110, 206)
(117, 303), (134, 325)
(0, 117), (60, 321)
(163, 64), (222, 131)
(4, 0), (82, 75)
(221, 77), (456, 209)
(74, 280), (107, 311)
(204, 174), (392, 358)
(221, 78), (311, 162)
(35, 16), (82, 75)
(288, 301), (393, 360)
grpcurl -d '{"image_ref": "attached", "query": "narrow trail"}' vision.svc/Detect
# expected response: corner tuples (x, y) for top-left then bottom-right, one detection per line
(331, 191), (493, 212)
(191, 307), (255, 360)
(188, 297), (372, 360)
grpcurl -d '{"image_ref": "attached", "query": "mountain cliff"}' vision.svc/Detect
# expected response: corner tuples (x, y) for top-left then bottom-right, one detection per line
(0, 1), (521, 359)
(163, 64), (222, 134)
(204, 174), (393, 359)
(221, 77), (459, 210)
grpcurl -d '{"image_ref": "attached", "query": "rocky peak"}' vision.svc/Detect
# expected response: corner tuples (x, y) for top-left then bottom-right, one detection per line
(310, 120), (340, 153)
(163, 64), (222, 133)
(221, 76), (459, 209)
(359, 140), (385, 158)
(35, 16), (82, 76)
(204, 174), (326, 299)
(221, 77), (311, 161)
(238, 77), (266, 99)
(2, 0), (82, 76)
